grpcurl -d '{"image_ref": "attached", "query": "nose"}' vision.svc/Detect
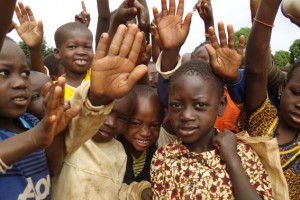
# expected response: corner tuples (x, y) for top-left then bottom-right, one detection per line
(139, 125), (151, 137)
(12, 75), (28, 89)
(76, 46), (87, 55)
(104, 114), (117, 129)
(180, 106), (196, 122)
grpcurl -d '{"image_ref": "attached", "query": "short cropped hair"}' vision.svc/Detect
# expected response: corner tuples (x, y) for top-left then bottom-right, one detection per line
(286, 60), (300, 82)
(169, 59), (224, 98)
(54, 22), (93, 48)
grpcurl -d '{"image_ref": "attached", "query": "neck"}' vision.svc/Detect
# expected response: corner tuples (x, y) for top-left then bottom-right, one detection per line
(64, 70), (87, 87)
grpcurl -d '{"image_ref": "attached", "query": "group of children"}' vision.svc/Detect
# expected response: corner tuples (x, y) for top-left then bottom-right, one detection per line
(0, 0), (299, 199)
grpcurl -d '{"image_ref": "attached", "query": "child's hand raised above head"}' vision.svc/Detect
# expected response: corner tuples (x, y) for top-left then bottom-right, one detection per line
(113, 0), (146, 25)
(205, 21), (245, 84)
(31, 77), (81, 148)
(153, 0), (193, 51)
(75, 1), (91, 28)
(14, 1), (43, 50)
(193, 0), (213, 22)
(89, 24), (148, 106)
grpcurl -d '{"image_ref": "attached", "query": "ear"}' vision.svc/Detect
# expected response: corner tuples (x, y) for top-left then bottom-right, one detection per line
(53, 48), (61, 60)
(278, 80), (287, 97)
(218, 95), (227, 117)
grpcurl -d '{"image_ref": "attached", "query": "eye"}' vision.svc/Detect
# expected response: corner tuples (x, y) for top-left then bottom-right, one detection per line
(292, 90), (300, 96)
(169, 102), (182, 109)
(21, 70), (30, 77)
(31, 93), (41, 101)
(68, 45), (76, 49)
(0, 69), (10, 76)
(195, 102), (208, 108)
(85, 45), (93, 50)
(130, 121), (141, 126)
(117, 115), (128, 122)
(151, 123), (161, 129)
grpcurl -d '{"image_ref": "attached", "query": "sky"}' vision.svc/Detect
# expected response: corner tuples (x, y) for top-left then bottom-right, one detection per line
(8, 0), (300, 54)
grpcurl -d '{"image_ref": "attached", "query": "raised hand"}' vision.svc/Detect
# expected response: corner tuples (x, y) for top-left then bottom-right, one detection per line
(153, 0), (193, 51)
(32, 77), (81, 148)
(90, 24), (148, 105)
(14, 1), (43, 49)
(75, 1), (91, 27)
(193, 0), (213, 22)
(205, 21), (245, 84)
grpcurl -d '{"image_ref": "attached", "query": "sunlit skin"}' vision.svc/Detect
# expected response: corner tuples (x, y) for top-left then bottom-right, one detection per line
(168, 74), (226, 153)
(0, 38), (32, 133)
(123, 95), (162, 158)
(92, 97), (133, 143)
(27, 71), (52, 119)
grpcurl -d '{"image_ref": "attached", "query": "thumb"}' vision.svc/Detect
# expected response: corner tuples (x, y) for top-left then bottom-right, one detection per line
(182, 12), (193, 32)
(121, 7), (137, 20)
(205, 44), (218, 69)
(63, 105), (82, 124)
(126, 64), (148, 88)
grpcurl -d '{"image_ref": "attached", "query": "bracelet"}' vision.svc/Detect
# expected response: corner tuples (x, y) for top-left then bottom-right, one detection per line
(205, 33), (210, 37)
(253, 18), (274, 28)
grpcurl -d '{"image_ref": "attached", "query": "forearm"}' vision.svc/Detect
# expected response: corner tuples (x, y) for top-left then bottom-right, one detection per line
(226, 157), (262, 200)
(137, 0), (150, 43)
(204, 18), (214, 42)
(0, 129), (40, 167)
(29, 46), (47, 74)
(161, 49), (181, 72)
(95, 0), (110, 48)
(151, 38), (161, 63)
(46, 133), (65, 176)
(0, 0), (17, 50)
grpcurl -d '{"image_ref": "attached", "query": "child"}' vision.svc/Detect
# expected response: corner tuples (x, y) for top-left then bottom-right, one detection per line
(117, 85), (163, 184)
(0, 36), (81, 199)
(27, 71), (52, 119)
(43, 53), (65, 81)
(51, 24), (151, 199)
(236, 0), (300, 198)
(54, 22), (94, 100)
(151, 59), (273, 199)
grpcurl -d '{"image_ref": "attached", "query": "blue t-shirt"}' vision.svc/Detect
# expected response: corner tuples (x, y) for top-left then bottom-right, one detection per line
(0, 113), (51, 200)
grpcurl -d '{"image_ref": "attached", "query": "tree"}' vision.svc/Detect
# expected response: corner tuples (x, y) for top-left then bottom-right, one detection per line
(19, 37), (54, 59)
(289, 39), (300, 63)
(234, 27), (251, 48)
(274, 50), (290, 69)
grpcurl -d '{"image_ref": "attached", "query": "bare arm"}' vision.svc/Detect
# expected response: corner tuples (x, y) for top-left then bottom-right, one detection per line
(0, 0), (17, 51)
(95, 0), (110, 49)
(245, 0), (281, 114)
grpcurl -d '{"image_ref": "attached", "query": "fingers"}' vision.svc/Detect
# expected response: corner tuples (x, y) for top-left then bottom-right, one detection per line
(15, 3), (24, 24)
(25, 5), (36, 23)
(182, 12), (193, 32)
(81, 0), (87, 12)
(108, 25), (128, 56)
(119, 25), (139, 57)
(95, 33), (109, 59)
(205, 44), (218, 68)
(153, 7), (161, 24)
(208, 26), (219, 50)
(128, 31), (144, 63)
(169, 0), (176, 15)
(161, 0), (168, 17)
(176, 0), (185, 17)
(237, 35), (245, 56)
(218, 21), (228, 48)
(126, 64), (148, 89)
(63, 105), (82, 124)
(227, 24), (235, 49)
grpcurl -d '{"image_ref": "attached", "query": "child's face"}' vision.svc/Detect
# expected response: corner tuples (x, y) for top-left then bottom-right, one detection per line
(168, 74), (226, 148)
(0, 39), (32, 118)
(124, 96), (162, 152)
(27, 71), (51, 119)
(92, 97), (133, 143)
(55, 29), (94, 75)
(279, 68), (300, 129)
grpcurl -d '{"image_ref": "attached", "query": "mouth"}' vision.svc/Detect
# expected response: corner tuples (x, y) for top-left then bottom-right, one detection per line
(136, 139), (152, 148)
(74, 59), (88, 66)
(178, 126), (198, 136)
(12, 96), (28, 107)
(97, 129), (113, 138)
(290, 112), (300, 124)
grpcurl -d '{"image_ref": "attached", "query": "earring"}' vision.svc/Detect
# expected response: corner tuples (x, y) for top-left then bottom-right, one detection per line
(278, 95), (281, 100)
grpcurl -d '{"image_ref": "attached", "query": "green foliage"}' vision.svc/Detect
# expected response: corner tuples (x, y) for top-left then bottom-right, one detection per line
(234, 27), (251, 48)
(274, 50), (290, 69)
(289, 39), (300, 64)
(18, 37), (54, 59)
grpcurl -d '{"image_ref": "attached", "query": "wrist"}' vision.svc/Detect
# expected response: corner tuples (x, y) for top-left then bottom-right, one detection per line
(161, 49), (181, 72)
(225, 72), (240, 84)
(88, 88), (113, 107)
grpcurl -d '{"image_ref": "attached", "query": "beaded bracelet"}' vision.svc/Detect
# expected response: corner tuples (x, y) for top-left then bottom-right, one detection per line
(253, 18), (274, 28)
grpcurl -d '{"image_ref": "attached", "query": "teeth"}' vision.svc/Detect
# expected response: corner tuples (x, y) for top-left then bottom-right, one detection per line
(75, 59), (87, 65)
(13, 97), (26, 101)
(137, 139), (149, 145)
